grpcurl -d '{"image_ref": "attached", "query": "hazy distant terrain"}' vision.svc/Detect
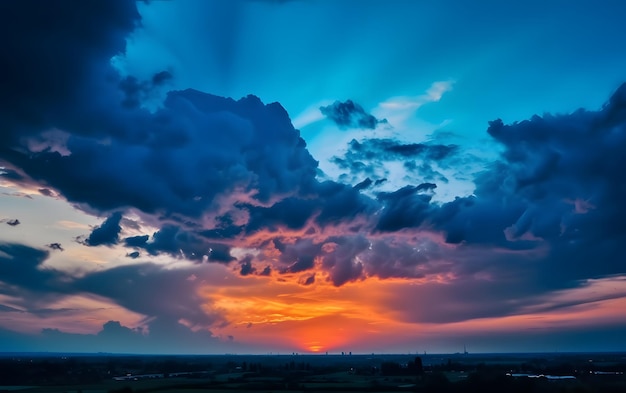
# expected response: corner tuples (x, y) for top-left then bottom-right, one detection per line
(1, 352), (625, 392)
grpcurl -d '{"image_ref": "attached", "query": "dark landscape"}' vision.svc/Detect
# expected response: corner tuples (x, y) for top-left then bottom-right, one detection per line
(1, 352), (625, 393)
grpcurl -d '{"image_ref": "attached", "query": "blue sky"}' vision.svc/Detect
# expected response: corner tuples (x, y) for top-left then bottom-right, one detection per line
(1, 0), (626, 354)
(119, 0), (626, 129)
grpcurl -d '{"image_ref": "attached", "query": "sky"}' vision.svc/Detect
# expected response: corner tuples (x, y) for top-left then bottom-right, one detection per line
(1, 0), (626, 355)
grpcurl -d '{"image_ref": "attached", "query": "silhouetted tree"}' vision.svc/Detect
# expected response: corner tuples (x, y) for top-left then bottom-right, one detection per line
(414, 356), (424, 375)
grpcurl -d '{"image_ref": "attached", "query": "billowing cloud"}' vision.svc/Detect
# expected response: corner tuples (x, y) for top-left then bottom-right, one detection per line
(320, 100), (385, 129)
(0, 0), (140, 144)
(1, 0), (626, 354)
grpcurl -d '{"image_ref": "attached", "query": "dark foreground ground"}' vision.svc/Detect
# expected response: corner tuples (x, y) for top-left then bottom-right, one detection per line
(0, 352), (625, 392)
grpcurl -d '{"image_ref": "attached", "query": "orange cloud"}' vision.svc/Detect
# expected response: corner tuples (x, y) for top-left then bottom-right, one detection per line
(198, 272), (626, 353)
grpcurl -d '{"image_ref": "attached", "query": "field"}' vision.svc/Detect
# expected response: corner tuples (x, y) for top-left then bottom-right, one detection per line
(0, 352), (625, 392)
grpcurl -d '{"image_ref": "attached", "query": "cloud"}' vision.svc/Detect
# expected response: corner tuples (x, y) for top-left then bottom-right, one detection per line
(7, 77), (622, 300)
(299, 273), (315, 286)
(320, 100), (385, 129)
(83, 212), (123, 247)
(274, 238), (321, 273)
(28, 318), (242, 354)
(0, 243), (66, 308)
(320, 236), (368, 286)
(46, 243), (64, 251)
(0, 0), (140, 144)
(2, 0), (626, 337)
(375, 185), (436, 232)
(73, 262), (225, 328)
(119, 70), (173, 109)
(353, 177), (373, 191)
(2, 218), (20, 226)
(3, 90), (320, 218)
(125, 225), (235, 262)
(338, 138), (458, 164)
(0, 242), (233, 336)
(1, 191), (32, 199)
(38, 188), (55, 197)
(239, 256), (256, 276)
(248, 82), (626, 301)
(374, 80), (454, 126)
(0, 304), (23, 313)
(330, 138), (459, 189)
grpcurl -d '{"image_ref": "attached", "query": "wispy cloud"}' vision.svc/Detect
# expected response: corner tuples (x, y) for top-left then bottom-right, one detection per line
(374, 80), (455, 126)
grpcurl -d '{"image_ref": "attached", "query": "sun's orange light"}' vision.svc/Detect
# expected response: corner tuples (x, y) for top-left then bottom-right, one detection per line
(201, 274), (405, 352)
(200, 270), (626, 353)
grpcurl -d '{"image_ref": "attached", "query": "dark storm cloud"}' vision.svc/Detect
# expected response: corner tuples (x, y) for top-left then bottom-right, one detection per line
(0, 0), (140, 143)
(468, 84), (626, 284)
(243, 181), (376, 235)
(0, 1), (382, 281)
(84, 212), (123, 246)
(2, 0), (626, 332)
(315, 180), (376, 226)
(374, 185), (435, 232)
(1, 0), (319, 225)
(245, 197), (318, 232)
(301, 83), (626, 297)
(320, 100), (384, 129)
(2, 90), (319, 218)
(119, 70), (173, 109)
(386, 83), (626, 310)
